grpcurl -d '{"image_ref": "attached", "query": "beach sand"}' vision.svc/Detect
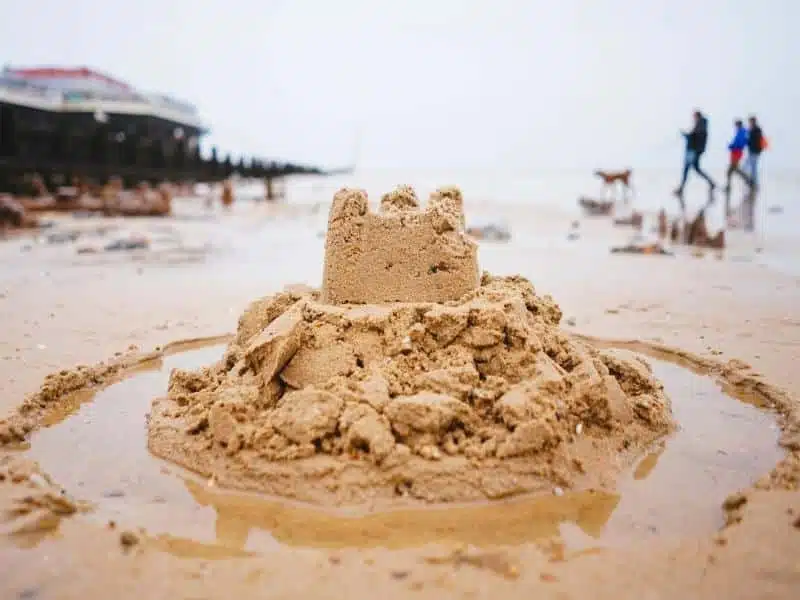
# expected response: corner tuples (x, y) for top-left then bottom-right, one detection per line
(0, 186), (798, 599)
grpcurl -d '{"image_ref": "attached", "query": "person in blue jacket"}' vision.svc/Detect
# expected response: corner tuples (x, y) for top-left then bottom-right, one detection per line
(673, 110), (716, 201)
(723, 118), (752, 216)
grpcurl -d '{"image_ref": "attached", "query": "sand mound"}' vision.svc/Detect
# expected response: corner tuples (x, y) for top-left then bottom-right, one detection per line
(148, 185), (674, 506)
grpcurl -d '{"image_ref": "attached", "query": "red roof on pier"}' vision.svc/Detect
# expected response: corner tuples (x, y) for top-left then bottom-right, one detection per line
(6, 67), (132, 91)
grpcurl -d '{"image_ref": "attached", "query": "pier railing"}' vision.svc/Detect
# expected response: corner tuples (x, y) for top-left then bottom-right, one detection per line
(0, 76), (333, 194)
(0, 77), (204, 129)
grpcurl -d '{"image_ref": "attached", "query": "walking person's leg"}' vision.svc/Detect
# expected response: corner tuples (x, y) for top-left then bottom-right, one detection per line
(744, 154), (755, 188)
(724, 162), (735, 216)
(745, 154), (760, 231)
(749, 154), (761, 189)
(692, 153), (716, 189)
(674, 151), (694, 199)
(743, 187), (756, 232)
(732, 164), (752, 187)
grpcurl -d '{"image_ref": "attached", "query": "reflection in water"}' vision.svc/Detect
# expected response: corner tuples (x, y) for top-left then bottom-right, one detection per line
(16, 339), (783, 558)
(183, 477), (619, 551)
(633, 446), (665, 481)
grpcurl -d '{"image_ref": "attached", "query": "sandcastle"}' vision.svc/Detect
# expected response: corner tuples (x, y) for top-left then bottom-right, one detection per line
(148, 185), (674, 507)
(322, 185), (477, 304)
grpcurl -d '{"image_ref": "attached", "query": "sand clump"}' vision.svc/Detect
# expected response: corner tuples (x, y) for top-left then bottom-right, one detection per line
(0, 455), (87, 540)
(146, 185), (674, 506)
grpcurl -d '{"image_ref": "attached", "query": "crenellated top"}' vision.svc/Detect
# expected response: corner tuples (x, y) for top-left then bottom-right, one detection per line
(322, 185), (479, 305)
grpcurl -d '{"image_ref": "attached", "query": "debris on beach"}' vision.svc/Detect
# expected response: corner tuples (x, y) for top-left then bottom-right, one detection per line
(684, 209), (725, 249)
(610, 243), (673, 256)
(148, 184), (675, 507)
(0, 194), (41, 232)
(466, 220), (512, 242)
(657, 210), (669, 239)
(567, 220), (580, 241)
(15, 176), (173, 218)
(578, 196), (614, 216)
(77, 234), (150, 254)
(104, 235), (150, 252)
(46, 231), (81, 245)
(612, 211), (643, 230)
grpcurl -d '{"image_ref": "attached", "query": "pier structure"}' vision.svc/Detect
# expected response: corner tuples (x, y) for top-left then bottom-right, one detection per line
(0, 66), (324, 195)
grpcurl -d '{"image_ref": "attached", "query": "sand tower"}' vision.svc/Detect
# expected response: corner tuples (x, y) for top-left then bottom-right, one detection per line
(322, 185), (478, 304)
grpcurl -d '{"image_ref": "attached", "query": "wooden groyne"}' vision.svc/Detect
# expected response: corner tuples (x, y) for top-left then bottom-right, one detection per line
(0, 69), (330, 195)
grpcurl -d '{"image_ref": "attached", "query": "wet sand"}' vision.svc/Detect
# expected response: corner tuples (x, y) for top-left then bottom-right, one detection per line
(1, 194), (799, 599)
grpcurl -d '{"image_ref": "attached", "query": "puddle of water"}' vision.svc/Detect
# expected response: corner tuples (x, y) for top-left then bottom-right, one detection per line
(17, 343), (783, 557)
(604, 357), (780, 541)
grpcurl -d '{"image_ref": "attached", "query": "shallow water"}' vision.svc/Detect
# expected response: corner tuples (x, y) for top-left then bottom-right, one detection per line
(285, 168), (800, 277)
(2, 167), (798, 280)
(18, 340), (783, 557)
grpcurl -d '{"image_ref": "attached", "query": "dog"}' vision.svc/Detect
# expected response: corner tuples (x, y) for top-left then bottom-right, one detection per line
(594, 169), (634, 205)
(594, 169), (632, 187)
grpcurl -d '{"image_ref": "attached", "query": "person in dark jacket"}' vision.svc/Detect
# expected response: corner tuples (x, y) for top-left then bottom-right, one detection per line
(673, 110), (716, 200)
(745, 115), (765, 189)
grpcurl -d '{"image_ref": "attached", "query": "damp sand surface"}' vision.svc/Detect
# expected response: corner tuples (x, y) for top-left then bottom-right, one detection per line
(2, 184), (800, 599)
(19, 341), (782, 557)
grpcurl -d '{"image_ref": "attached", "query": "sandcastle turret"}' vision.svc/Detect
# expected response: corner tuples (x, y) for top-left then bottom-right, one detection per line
(322, 185), (479, 304)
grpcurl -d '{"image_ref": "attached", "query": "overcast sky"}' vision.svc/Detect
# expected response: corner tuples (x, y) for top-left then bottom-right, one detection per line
(1, 0), (796, 171)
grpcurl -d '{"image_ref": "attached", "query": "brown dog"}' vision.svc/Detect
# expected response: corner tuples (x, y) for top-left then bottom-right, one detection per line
(594, 169), (632, 187)
(594, 169), (634, 205)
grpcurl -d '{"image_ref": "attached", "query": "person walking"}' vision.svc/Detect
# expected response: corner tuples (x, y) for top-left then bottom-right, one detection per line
(745, 115), (766, 189)
(673, 110), (716, 204)
(739, 115), (768, 232)
(723, 118), (751, 217)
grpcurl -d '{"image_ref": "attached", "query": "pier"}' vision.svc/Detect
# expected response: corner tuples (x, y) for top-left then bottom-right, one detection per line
(0, 66), (326, 195)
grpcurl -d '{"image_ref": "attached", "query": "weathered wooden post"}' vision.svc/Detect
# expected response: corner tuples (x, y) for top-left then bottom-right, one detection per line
(209, 146), (219, 181)
(265, 176), (275, 202)
(223, 153), (233, 178)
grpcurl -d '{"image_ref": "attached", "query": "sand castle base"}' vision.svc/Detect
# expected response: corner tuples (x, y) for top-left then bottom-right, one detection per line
(147, 185), (674, 507)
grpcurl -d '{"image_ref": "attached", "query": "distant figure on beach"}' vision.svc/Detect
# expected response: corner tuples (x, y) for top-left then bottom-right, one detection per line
(221, 180), (234, 208)
(673, 110), (716, 203)
(745, 115), (767, 190)
(724, 119), (752, 217)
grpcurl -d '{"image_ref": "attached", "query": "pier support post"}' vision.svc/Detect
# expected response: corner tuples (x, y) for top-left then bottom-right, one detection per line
(265, 177), (275, 202)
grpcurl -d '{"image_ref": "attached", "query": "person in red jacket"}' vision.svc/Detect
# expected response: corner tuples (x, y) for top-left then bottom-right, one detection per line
(723, 119), (751, 216)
